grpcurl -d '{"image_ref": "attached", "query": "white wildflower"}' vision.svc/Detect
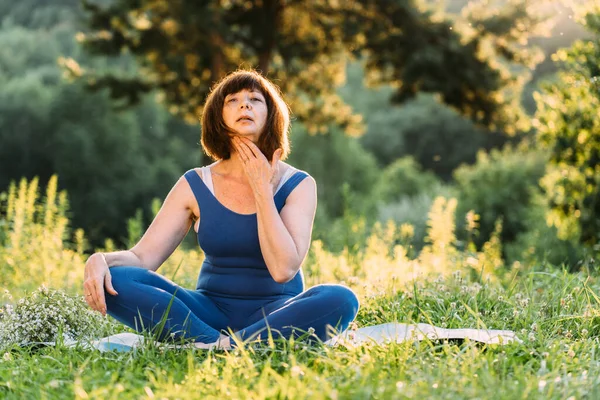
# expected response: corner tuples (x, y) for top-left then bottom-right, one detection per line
(290, 365), (304, 377)
(538, 379), (547, 392)
(514, 293), (523, 300)
(519, 298), (530, 307)
(565, 330), (573, 339)
(0, 286), (109, 350)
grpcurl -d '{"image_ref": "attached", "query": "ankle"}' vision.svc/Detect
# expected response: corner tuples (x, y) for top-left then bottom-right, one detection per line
(217, 334), (231, 349)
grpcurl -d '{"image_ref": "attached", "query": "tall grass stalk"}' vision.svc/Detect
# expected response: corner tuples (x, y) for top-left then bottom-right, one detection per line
(2, 179), (600, 398)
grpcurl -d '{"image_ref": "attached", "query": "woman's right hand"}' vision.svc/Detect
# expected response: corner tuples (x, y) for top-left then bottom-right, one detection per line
(83, 253), (118, 315)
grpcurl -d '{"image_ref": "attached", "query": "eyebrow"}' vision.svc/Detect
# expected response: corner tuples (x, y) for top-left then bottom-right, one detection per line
(226, 90), (263, 97)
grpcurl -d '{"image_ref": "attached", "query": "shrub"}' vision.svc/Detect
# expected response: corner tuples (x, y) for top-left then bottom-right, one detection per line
(453, 146), (547, 248)
(0, 176), (204, 295)
(288, 125), (381, 250)
(377, 185), (455, 251)
(504, 192), (585, 269)
(374, 156), (440, 204)
(0, 175), (85, 295)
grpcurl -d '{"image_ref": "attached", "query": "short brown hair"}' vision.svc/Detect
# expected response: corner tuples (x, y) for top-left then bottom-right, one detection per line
(201, 70), (291, 162)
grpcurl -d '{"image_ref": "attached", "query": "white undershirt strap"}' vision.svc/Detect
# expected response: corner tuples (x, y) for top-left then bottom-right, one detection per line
(201, 166), (215, 194)
(201, 165), (297, 196)
(275, 166), (297, 194)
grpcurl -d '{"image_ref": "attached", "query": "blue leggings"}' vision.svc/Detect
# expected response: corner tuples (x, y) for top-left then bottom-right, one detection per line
(105, 267), (360, 345)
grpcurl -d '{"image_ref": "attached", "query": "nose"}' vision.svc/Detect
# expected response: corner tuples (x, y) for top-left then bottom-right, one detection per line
(239, 98), (251, 109)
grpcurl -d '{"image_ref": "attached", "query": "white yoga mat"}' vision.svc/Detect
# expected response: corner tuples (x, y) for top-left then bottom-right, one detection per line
(55, 323), (519, 352)
(325, 322), (520, 347)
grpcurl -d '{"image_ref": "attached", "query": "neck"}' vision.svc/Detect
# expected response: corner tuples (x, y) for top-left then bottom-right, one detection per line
(214, 151), (247, 180)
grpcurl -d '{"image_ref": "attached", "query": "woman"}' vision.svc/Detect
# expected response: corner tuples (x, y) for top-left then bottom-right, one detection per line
(83, 70), (360, 349)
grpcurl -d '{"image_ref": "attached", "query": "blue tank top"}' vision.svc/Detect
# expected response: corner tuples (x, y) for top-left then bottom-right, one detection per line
(184, 168), (309, 299)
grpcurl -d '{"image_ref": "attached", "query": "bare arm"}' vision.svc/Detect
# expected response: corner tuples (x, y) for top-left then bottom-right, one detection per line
(255, 177), (317, 283)
(105, 176), (195, 270)
(232, 136), (317, 283)
(83, 175), (197, 314)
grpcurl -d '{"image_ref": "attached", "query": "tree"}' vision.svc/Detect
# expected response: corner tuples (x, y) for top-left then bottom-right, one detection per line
(74, 0), (552, 135)
(0, 1), (201, 246)
(534, 3), (600, 248)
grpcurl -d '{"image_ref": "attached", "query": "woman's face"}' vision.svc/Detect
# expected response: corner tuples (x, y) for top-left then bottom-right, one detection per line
(222, 89), (268, 141)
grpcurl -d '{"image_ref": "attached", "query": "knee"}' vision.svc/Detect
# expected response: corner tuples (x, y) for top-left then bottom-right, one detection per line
(320, 284), (360, 317)
(339, 285), (360, 317)
(107, 266), (149, 293)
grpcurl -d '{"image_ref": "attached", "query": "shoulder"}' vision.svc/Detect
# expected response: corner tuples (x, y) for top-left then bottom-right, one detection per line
(182, 162), (220, 183)
(281, 163), (316, 201)
(153, 172), (200, 216)
(278, 161), (313, 180)
(186, 163), (217, 182)
(182, 167), (202, 180)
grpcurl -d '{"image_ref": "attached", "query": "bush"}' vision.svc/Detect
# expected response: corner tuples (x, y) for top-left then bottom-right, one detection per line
(504, 192), (585, 269)
(339, 63), (511, 180)
(377, 185), (456, 252)
(374, 156), (441, 204)
(453, 146), (547, 248)
(288, 125), (380, 224)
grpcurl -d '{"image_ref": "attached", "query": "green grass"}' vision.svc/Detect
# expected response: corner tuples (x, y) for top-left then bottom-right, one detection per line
(2, 178), (599, 398)
(2, 267), (600, 399)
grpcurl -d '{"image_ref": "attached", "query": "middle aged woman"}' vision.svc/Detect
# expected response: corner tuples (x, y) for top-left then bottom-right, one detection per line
(83, 70), (360, 349)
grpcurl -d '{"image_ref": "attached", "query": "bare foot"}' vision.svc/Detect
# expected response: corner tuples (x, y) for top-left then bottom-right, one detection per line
(193, 334), (231, 350)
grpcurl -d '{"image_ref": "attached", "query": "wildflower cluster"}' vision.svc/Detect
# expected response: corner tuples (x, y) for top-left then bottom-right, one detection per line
(0, 285), (108, 349)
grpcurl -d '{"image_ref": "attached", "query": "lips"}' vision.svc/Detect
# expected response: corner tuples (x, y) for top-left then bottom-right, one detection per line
(237, 115), (254, 122)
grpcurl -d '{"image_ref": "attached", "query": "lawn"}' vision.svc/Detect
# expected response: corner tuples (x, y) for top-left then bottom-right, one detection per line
(2, 267), (600, 399)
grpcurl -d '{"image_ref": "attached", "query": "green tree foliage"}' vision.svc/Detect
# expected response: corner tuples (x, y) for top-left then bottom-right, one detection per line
(375, 161), (452, 252)
(287, 125), (380, 223)
(374, 157), (440, 204)
(0, 0), (82, 29)
(386, 94), (511, 180)
(504, 191), (584, 268)
(76, 0), (550, 134)
(349, 0), (548, 134)
(523, 2), (590, 114)
(534, 4), (600, 248)
(340, 63), (511, 178)
(0, 1), (201, 245)
(453, 146), (547, 249)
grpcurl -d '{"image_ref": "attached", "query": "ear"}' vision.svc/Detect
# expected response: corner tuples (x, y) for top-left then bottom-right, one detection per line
(272, 148), (283, 167)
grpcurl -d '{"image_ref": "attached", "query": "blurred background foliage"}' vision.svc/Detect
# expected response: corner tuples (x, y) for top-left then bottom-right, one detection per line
(0, 0), (598, 270)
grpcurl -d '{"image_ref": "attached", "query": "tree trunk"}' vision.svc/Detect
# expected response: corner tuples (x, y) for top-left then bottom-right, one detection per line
(257, 0), (283, 74)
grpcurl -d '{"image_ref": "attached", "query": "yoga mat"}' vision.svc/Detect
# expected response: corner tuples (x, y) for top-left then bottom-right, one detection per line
(30, 323), (519, 352)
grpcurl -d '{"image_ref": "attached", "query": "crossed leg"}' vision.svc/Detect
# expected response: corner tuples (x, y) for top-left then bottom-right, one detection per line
(105, 267), (360, 348)
(105, 267), (227, 344)
(232, 284), (360, 345)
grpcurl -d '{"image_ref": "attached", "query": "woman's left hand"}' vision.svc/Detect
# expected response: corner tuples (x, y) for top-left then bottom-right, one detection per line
(232, 136), (283, 198)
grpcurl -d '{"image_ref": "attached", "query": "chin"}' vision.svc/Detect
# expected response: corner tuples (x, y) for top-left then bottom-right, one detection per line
(234, 132), (260, 140)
